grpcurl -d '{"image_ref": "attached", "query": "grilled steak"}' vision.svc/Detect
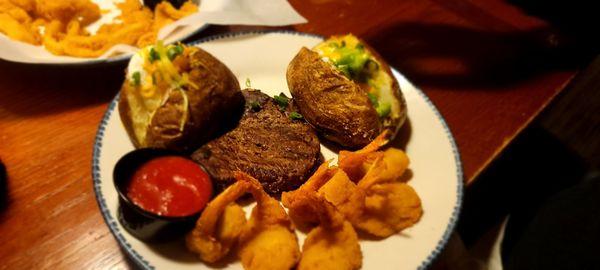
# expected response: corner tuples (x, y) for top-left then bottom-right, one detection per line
(191, 89), (322, 195)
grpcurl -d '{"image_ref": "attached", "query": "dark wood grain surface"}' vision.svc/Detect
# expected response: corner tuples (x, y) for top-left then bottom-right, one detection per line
(0, 0), (583, 268)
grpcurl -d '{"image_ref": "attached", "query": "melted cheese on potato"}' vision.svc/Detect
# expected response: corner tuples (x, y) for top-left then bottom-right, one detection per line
(124, 44), (189, 146)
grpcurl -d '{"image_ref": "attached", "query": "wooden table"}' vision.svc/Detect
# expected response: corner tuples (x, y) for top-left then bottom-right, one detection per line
(0, 0), (580, 269)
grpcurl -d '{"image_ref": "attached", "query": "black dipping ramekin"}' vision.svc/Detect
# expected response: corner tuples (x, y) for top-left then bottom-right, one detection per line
(113, 148), (204, 242)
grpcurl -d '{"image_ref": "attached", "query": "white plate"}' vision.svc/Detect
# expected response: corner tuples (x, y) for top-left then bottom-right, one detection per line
(92, 31), (464, 270)
(0, 0), (205, 65)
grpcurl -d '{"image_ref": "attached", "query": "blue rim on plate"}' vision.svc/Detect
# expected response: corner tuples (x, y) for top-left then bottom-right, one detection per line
(92, 30), (464, 270)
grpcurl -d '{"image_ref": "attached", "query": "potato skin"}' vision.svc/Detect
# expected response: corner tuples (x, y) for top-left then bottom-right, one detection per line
(287, 47), (381, 148)
(118, 84), (140, 148)
(119, 46), (244, 152)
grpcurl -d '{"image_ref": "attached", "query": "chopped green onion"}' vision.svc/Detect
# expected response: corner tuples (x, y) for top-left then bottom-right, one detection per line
(376, 102), (391, 118)
(365, 59), (379, 73)
(273, 93), (289, 109)
(367, 92), (378, 106)
(167, 44), (184, 60)
(289, 112), (303, 120)
(335, 64), (351, 77)
(245, 78), (252, 88)
(341, 40), (346, 47)
(131, 71), (141, 86)
(249, 101), (261, 111)
(149, 48), (160, 62)
(356, 43), (364, 50)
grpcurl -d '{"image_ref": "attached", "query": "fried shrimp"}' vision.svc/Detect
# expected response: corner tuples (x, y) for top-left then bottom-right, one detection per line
(356, 182), (422, 236)
(290, 193), (362, 270)
(290, 131), (422, 238)
(186, 180), (249, 263)
(338, 131), (389, 182)
(317, 170), (366, 223)
(281, 161), (336, 224)
(187, 172), (301, 269)
(342, 151), (421, 237)
(236, 172), (300, 270)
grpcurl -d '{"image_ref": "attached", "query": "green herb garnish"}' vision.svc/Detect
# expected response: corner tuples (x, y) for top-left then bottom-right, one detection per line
(334, 51), (370, 79)
(365, 59), (379, 74)
(289, 112), (303, 120)
(167, 44), (184, 60)
(336, 64), (351, 77)
(149, 48), (160, 62)
(274, 93), (289, 109)
(367, 92), (378, 106)
(249, 101), (261, 111)
(356, 43), (364, 50)
(368, 92), (390, 117)
(376, 102), (391, 118)
(131, 71), (141, 86)
(245, 78), (252, 88)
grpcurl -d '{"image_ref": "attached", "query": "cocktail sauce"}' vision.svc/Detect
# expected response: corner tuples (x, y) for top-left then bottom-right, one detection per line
(126, 156), (212, 217)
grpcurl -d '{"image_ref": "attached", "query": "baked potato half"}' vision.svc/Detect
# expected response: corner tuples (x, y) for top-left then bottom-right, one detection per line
(119, 42), (244, 152)
(287, 34), (407, 148)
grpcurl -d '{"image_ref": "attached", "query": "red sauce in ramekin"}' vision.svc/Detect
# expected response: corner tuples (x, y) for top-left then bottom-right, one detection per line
(126, 156), (212, 217)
